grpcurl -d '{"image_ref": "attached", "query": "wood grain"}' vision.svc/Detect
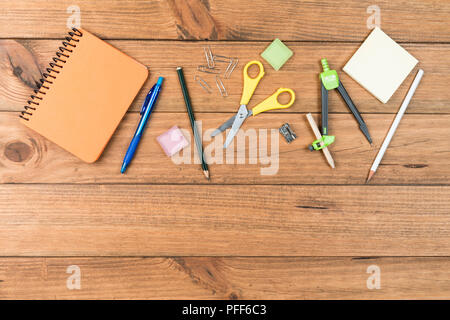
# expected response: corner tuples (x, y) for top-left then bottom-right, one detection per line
(1, 0), (449, 42)
(1, 257), (450, 299)
(0, 40), (41, 110)
(0, 184), (449, 256)
(1, 0), (449, 300)
(1, 40), (447, 114)
(1, 112), (448, 184)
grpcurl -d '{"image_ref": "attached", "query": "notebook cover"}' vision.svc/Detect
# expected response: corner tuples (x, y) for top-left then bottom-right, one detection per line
(343, 27), (418, 104)
(20, 28), (148, 162)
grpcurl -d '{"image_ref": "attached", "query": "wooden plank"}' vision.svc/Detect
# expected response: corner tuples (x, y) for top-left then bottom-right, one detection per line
(0, 185), (449, 256)
(1, 112), (448, 184)
(1, 0), (449, 42)
(0, 40), (446, 114)
(1, 257), (450, 299)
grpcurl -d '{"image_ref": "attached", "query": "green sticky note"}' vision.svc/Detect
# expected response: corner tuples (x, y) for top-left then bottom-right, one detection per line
(261, 39), (293, 71)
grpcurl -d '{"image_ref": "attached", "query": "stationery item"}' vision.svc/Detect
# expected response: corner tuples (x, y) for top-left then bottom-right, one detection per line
(215, 75), (228, 97)
(279, 123), (297, 143)
(261, 39), (293, 71)
(157, 125), (189, 157)
(224, 58), (238, 79)
(367, 69), (424, 182)
(214, 55), (233, 63)
(309, 58), (372, 151)
(194, 75), (212, 93)
(204, 45), (215, 68)
(306, 113), (335, 169)
(20, 28), (148, 163)
(211, 60), (295, 148)
(121, 77), (163, 173)
(343, 27), (418, 104)
(197, 65), (221, 74)
(176, 67), (210, 180)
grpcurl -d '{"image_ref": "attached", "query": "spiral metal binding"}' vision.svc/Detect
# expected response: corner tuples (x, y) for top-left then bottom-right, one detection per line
(20, 28), (83, 120)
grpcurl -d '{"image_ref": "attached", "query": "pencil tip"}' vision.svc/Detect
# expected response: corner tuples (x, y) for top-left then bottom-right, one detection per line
(203, 170), (210, 180)
(366, 170), (375, 183)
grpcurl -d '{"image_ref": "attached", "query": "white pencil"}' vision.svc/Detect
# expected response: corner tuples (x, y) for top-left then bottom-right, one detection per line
(367, 69), (424, 182)
(306, 113), (335, 169)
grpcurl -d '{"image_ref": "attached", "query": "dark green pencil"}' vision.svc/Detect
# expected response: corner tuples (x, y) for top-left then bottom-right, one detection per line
(176, 67), (210, 180)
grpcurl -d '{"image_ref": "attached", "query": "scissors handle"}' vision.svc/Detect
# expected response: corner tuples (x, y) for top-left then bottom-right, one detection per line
(240, 60), (265, 105)
(251, 88), (295, 116)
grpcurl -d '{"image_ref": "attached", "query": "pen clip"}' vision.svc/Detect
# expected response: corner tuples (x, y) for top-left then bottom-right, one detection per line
(140, 85), (155, 115)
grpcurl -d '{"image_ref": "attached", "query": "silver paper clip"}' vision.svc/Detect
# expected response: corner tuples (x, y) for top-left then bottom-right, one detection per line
(204, 46), (215, 68)
(215, 75), (228, 97)
(213, 54), (232, 63)
(224, 58), (238, 79)
(197, 65), (221, 74)
(194, 75), (212, 93)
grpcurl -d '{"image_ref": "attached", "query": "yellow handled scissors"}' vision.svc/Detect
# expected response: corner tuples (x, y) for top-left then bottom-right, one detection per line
(211, 60), (295, 148)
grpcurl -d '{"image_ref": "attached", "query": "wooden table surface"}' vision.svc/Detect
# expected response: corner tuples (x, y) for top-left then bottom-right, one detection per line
(1, 0), (450, 299)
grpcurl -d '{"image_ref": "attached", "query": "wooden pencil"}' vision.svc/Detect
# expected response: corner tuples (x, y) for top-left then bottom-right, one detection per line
(176, 67), (210, 180)
(367, 69), (424, 182)
(306, 113), (335, 169)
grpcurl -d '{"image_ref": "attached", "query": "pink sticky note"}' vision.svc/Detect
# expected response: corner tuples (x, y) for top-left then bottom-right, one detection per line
(157, 126), (189, 157)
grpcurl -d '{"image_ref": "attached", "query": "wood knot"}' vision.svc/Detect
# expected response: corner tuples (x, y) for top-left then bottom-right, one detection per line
(4, 141), (32, 162)
(167, 0), (220, 39)
(12, 65), (23, 77)
(228, 292), (239, 300)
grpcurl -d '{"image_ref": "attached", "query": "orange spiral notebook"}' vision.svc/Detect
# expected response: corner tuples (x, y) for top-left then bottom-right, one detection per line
(20, 28), (148, 163)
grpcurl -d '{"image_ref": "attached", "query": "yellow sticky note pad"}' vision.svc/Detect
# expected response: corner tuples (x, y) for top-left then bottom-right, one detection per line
(343, 27), (418, 104)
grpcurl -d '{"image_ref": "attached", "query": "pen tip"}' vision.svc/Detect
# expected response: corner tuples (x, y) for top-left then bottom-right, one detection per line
(121, 164), (127, 174)
(203, 170), (210, 180)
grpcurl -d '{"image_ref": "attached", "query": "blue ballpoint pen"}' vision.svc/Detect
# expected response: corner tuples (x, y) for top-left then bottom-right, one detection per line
(121, 77), (163, 173)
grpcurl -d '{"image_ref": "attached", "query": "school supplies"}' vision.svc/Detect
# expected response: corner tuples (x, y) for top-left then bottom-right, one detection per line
(367, 69), (424, 182)
(309, 58), (372, 151)
(215, 75), (228, 97)
(176, 67), (210, 180)
(223, 57), (239, 79)
(261, 39), (293, 71)
(279, 123), (297, 143)
(195, 46), (238, 97)
(198, 65), (220, 74)
(343, 27), (418, 104)
(121, 77), (163, 173)
(194, 75), (212, 93)
(211, 60), (295, 148)
(306, 113), (335, 169)
(204, 45), (215, 68)
(206, 52), (238, 79)
(20, 28), (148, 163)
(157, 125), (189, 157)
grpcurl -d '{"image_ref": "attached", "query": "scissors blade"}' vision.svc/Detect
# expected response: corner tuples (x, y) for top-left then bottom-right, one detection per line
(224, 105), (248, 149)
(211, 115), (236, 137)
(211, 110), (253, 138)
